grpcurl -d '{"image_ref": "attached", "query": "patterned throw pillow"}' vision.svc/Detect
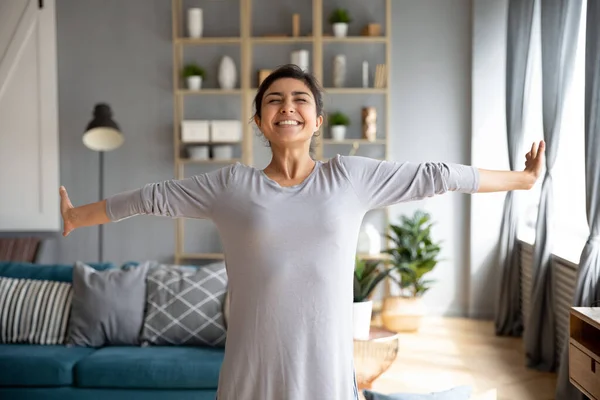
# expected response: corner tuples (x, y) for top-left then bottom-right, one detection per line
(140, 262), (228, 347)
(0, 277), (72, 344)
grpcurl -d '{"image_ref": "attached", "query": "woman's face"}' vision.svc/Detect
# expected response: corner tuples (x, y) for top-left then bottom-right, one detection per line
(255, 78), (323, 149)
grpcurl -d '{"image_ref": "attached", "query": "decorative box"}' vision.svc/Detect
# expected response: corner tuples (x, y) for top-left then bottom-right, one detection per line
(181, 120), (209, 142)
(210, 120), (242, 142)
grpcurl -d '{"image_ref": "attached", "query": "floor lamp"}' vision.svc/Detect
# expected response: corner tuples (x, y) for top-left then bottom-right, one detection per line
(83, 103), (124, 263)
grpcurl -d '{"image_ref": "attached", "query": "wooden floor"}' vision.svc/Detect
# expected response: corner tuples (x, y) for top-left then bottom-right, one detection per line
(365, 317), (557, 400)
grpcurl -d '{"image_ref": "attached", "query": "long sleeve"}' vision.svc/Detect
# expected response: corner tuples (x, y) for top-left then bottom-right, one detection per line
(337, 155), (479, 210)
(105, 164), (236, 222)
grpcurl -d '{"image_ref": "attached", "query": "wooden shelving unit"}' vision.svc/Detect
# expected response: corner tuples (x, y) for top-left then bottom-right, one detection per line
(171, 0), (391, 265)
(569, 307), (600, 399)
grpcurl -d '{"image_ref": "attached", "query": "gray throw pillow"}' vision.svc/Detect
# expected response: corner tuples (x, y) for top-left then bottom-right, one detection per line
(67, 261), (150, 347)
(140, 262), (228, 347)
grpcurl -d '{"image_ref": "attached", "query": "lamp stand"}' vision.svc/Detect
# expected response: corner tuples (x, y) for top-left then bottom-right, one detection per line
(98, 151), (104, 263)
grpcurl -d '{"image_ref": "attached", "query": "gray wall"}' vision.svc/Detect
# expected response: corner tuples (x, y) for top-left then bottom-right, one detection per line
(388, 0), (473, 316)
(17, 0), (480, 316)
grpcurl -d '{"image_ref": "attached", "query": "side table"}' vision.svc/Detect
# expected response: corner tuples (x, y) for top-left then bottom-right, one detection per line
(353, 326), (399, 389)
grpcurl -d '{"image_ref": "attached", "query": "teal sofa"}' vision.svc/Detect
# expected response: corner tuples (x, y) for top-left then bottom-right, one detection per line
(0, 262), (224, 400)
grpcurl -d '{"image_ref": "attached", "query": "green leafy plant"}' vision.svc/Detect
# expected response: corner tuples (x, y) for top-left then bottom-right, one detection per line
(383, 211), (442, 297)
(353, 257), (390, 302)
(182, 63), (206, 79)
(329, 8), (352, 24)
(329, 111), (350, 126)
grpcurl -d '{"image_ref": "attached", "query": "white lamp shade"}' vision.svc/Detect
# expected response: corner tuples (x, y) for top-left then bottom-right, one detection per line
(83, 127), (124, 151)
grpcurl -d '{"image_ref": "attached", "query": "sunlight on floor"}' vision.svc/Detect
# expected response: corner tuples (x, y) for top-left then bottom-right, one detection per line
(365, 317), (557, 400)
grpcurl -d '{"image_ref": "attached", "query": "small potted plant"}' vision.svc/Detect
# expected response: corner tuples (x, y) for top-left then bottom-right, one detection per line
(329, 8), (352, 38)
(329, 111), (350, 141)
(381, 211), (442, 332)
(353, 257), (390, 340)
(183, 63), (206, 91)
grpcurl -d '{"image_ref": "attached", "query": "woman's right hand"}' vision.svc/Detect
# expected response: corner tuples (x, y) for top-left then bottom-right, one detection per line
(59, 186), (75, 237)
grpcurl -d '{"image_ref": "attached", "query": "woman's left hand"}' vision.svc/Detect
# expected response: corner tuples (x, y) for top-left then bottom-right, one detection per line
(524, 140), (545, 183)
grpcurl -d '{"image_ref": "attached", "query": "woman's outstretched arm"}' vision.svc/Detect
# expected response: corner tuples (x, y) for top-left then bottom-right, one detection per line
(476, 140), (545, 193)
(60, 186), (109, 237)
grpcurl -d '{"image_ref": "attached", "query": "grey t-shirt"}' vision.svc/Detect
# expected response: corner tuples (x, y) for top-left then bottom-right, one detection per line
(106, 155), (480, 400)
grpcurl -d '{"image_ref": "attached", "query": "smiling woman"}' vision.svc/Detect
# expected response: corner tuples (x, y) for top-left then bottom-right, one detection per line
(58, 64), (545, 400)
(252, 65), (324, 161)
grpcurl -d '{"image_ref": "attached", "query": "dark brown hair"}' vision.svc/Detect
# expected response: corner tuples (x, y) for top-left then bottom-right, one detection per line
(252, 64), (324, 156)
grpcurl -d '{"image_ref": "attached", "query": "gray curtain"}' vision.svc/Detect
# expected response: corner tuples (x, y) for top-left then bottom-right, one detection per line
(495, 0), (536, 337)
(524, 0), (582, 372)
(556, 0), (600, 397)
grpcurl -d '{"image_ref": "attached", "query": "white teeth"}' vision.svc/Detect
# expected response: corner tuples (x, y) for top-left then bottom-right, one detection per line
(277, 120), (300, 126)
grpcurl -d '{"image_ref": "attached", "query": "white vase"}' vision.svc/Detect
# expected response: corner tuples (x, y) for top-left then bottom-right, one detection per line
(364, 224), (381, 255)
(291, 50), (310, 72)
(333, 55), (346, 88)
(333, 22), (348, 38)
(187, 8), (203, 38)
(353, 300), (373, 340)
(331, 125), (346, 141)
(218, 56), (237, 89)
(187, 76), (202, 90)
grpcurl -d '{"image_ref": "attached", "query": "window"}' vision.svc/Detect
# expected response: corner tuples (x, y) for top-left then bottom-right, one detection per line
(518, 1), (589, 264)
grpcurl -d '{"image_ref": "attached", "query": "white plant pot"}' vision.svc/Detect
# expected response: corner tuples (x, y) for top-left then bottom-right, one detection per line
(353, 300), (373, 340)
(333, 22), (348, 38)
(331, 125), (346, 141)
(218, 56), (237, 89)
(187, 76), (202, 91)
(187, 8), (203, 38)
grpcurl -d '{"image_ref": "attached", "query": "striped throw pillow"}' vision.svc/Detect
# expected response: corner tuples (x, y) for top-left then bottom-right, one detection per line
(0, 277), (73, 344)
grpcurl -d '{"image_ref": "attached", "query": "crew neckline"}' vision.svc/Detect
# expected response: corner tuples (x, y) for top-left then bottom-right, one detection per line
(259, 161), (322, 190)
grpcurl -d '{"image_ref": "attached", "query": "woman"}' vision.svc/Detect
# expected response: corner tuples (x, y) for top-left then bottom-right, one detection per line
(60, 64), (544, 400)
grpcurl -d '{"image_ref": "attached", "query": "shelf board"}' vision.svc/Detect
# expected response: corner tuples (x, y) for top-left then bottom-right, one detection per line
(179, 253), (225, 260)
(324, 88), (387, 94)
(179, 158), (241, 164)
(180, 141), (242, 146)
(177, 89), (242, 95)
(357, 253), (390, 261)
(176, 37), (241, 45)
(251, 36), (314, 44)
(322, 36), (387, 43)
(322, 139), (386, 145)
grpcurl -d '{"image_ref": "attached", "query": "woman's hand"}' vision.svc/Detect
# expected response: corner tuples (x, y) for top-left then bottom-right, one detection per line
(60, 186), (75, 237)
(524, 140), (545, 183)
(476, 140), (545, 193)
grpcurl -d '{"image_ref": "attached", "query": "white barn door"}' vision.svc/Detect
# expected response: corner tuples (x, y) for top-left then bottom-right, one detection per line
(0, 0), (60, 231)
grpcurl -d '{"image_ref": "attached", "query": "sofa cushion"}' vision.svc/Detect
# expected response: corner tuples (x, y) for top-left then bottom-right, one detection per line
(0, 277), (72, 344)
(141, 262), (228, 347)
(67, 261), (150, 347)
(0, 344), (95, 387)
(0, 262), (114, 283)
(75, 346), (224, 389)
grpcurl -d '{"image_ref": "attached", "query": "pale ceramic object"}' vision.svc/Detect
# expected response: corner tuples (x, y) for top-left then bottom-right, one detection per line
(187, 8), (203, 38)
(187, 146), (209, 160)
(333, 22), (348, 38)
(218, 56), (237, 89)
(291, 50), (310, 72)
(353, 300), (373, 340)
(357, 223), (380, 255)
(187, 76), (202, 90)
(333, 55), (346, 88)
(213, 145), (233, 160)
(331, 125), (346, 141)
